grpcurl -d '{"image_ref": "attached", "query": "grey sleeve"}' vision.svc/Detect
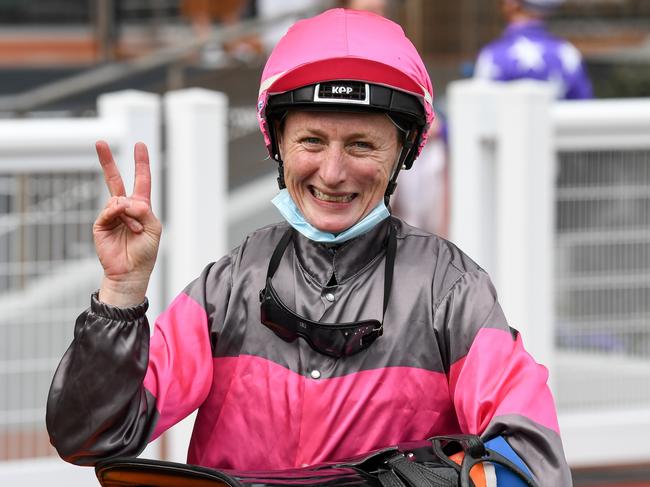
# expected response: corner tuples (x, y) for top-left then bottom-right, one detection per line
(46, 293), (156, 465)
(435, 269), (572, 485)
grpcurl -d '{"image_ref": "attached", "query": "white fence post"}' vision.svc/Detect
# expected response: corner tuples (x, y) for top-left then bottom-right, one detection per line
(494, 82), (555, 379)
(448, 79), (555, 378)
(447, 80), (501, 275)
(162, 88), (228, 462)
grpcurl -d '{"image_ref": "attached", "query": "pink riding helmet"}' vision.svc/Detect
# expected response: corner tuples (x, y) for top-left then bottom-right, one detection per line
(257, 8), (435, 193)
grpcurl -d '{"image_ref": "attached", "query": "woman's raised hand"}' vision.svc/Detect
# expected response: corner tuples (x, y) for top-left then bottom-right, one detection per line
(94, 141), (162, 307)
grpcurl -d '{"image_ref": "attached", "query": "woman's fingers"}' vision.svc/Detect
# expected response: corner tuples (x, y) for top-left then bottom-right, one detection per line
(96, 141), (126, 197)
(96, 141), (153, 207)
(95, 142), (158, 235)
(132, 142), (152, 204)
(121, 195), (159, 224)
(95, 197), (144, 233)
(119, 214), (144, 233)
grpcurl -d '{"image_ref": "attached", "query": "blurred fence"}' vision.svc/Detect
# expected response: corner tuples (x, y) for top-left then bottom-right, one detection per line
(0, 171), (100, 461)
(0, 91), (162, 484)
(0, 88), (279, 484)
(449, 80), (650, 467)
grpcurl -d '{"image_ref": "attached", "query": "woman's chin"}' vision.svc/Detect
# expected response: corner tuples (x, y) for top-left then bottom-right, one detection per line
(309, 216), (355, 235)
(303, 206), (360, 234)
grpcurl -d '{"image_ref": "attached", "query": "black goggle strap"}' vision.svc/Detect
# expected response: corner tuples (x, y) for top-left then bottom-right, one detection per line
(266, 223), (397, 329)
(382, 223), (396, 323)
(266, 227), (294, 279)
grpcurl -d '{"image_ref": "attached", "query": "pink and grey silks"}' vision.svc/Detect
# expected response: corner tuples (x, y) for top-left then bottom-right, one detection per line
(47, 218), (572, 486)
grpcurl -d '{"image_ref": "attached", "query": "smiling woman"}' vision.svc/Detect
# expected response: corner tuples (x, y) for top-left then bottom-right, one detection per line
(46, 7), (571, 487)
(278, 111), (400, 234)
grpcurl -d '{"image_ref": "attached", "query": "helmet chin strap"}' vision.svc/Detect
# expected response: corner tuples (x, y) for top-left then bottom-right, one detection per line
(271, 117), (287, 190)
(384, 127), (420, 204)
(275, 155), (286, 190)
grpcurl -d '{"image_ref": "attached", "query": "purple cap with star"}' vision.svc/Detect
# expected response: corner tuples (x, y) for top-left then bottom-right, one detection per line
(474, 20), (593, 99)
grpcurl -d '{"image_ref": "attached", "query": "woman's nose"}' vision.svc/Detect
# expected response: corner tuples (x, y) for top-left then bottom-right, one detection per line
(318, 145), (347, 186)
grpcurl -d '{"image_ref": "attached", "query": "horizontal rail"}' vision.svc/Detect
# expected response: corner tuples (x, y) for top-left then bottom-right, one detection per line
(0, 119), (121, 154)
(556, 227), (650, 245)
(0, 359), (60, 375)
(556, 272), (650, 290)
(554, 99), (650, 150)
(0, 409), (46, 426)
(557, 185), (650, 200)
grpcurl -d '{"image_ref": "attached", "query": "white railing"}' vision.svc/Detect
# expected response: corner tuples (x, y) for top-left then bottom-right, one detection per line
(448, 79), (650, 467)
(552, 97), (650, 466)
(0, 91), (162, 481)
(0, 88), (280, 482)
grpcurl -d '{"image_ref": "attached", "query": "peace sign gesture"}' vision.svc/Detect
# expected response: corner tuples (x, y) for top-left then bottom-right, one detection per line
(93, 141), (162, 307)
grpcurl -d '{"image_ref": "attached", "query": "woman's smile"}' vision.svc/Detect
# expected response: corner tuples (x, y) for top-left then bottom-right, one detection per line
(310, 186), (356, 204)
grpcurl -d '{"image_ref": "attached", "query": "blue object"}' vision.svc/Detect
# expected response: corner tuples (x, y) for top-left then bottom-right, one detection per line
(271, 189), (390, 244)
(485, 436), (534, 486)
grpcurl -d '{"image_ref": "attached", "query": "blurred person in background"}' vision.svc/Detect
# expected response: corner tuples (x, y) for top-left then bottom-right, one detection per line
(181, 0), (248, 38)
(391, 115), (449, 238)
(335, 0), (451, 238)
(474, 0), (593, 100)
(181, 0), (262, 66)
(256, 0), (324, 53)
(46, 8), (570, 486)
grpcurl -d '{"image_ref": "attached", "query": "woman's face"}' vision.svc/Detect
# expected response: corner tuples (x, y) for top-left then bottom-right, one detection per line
(278, 110), (400, 234)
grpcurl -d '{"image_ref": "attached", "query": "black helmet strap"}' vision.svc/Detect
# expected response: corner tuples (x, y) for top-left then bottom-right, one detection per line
(276, 159), (286, 189)
(384, 125), (421, 203)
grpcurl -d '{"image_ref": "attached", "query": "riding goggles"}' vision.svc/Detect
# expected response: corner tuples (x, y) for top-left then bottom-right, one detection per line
(259, 224), (396, 358)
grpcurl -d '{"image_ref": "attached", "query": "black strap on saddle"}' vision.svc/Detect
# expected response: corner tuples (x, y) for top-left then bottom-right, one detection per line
(95, 434), (538, 487)
(370, 435), (537, 487)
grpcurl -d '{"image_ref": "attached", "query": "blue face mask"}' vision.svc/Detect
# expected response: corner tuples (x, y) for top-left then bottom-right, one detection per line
(271, 189), (390, 244)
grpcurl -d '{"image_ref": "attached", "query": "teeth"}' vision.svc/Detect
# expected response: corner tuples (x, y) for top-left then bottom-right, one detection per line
(312, 188), (354, 203)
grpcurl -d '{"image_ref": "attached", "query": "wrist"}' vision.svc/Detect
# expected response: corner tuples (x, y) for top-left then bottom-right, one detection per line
(99, 276), (149, 307)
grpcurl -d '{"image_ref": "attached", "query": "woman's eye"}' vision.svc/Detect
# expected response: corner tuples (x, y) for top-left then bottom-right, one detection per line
(350, 141), (373, 151)
(301, 137), (322, 146)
